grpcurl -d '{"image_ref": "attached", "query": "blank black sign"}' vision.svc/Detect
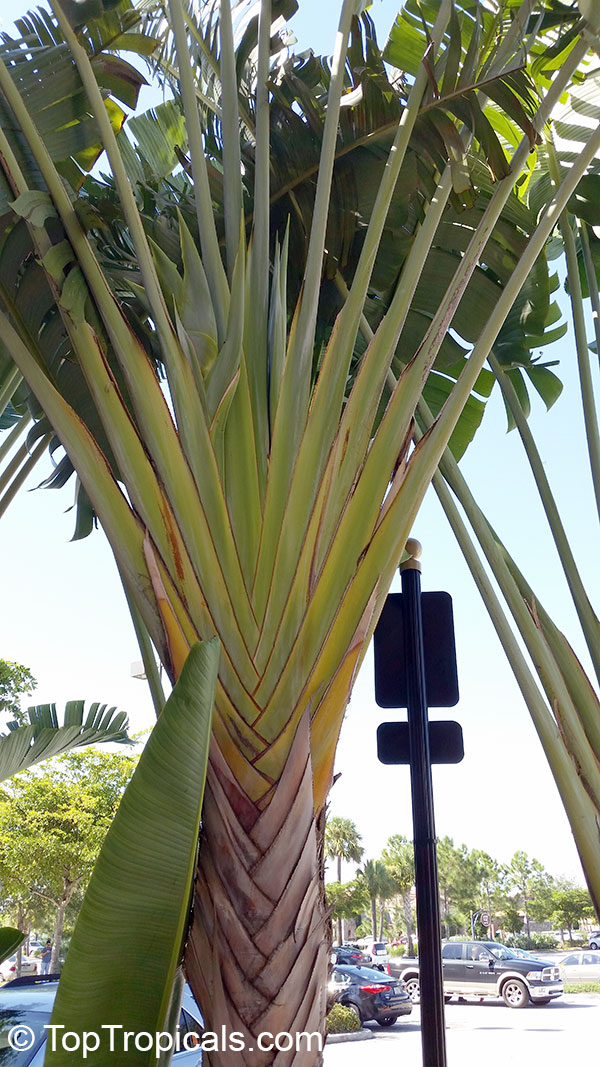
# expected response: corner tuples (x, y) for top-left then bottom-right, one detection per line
(374, 591), (459, 708)
(377, 721), (464, 765)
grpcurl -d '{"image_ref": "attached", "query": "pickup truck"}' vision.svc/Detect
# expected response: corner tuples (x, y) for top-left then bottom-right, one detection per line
(390, 940), (563, 1009)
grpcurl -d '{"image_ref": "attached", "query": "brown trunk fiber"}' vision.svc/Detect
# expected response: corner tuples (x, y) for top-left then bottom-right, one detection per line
(185, 714), (330, 1066)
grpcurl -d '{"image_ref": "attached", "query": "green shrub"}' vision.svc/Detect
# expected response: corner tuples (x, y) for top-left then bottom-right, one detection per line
(326, 1003), (362, 1034)
(564, 982), (600, 993)
(504, 933), (557, 950)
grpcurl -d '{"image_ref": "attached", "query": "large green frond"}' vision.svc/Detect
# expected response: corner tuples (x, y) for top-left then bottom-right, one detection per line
(0, 701), (132, 782)
(45, 639), (218, 1067)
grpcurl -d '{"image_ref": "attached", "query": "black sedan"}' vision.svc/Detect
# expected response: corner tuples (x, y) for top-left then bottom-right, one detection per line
(329, 964), (413, 1027)
(331, 945), (373, 966)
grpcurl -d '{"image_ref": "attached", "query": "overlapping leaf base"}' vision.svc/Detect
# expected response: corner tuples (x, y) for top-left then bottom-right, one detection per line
(186, 714), (329, 1066)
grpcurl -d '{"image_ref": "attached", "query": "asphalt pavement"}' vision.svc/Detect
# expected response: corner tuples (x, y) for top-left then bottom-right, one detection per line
(323, 993), (598, 1067)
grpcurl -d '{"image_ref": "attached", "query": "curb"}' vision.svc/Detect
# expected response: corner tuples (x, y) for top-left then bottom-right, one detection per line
(326, 1028), (374, 1044)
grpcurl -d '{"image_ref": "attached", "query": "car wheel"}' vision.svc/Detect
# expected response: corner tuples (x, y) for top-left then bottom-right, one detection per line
(346, 1003), (363, 1024)
(590, 941), (598, 950)
(404, 977), (420, 1003)
(376, 1015), (397, 1027)
(501, 979), (529, 1008)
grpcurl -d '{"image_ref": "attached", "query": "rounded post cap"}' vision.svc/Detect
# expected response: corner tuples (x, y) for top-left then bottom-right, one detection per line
(400, 537), (422, 572)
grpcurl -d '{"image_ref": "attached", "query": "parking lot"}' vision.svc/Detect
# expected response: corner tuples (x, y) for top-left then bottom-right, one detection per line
(324, 993), (598, 1066)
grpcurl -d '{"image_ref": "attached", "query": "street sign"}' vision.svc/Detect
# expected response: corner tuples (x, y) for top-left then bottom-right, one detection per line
(374, 591), (459, 708)
(481, 911), (491, 927)
(377, 721), (464, 764)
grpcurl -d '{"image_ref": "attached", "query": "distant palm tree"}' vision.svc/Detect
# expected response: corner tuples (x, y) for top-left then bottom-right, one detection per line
(358, 859), (396, 940)
(325, 816), (363, 945)
(382, 835), (416, 955)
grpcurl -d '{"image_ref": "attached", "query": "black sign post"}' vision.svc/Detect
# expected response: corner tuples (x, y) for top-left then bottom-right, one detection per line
(374, 539), (463, 1067)
(400, 542), (447, 1067)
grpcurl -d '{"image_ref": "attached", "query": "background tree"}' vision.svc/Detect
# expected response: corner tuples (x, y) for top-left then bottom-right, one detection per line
(325, 879), (368, 944)
(0, 660), (36, 725)
(0, 748), (136, 969)
(357, 859), (396, 940)
(325, 816), (364, 945)
(324, 816), (364, 885)
(382, 834), (415, 954)
(0, 884), (51, 977)
(508, 851), (554, 940)
(468, 849), (510, 935)
(501, 905), (524, 937)
(436, 838), (483, 936)
(551, 887), (595, 943)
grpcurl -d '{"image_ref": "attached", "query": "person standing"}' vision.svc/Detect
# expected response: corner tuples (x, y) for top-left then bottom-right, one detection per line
(40, 940), (52, 974)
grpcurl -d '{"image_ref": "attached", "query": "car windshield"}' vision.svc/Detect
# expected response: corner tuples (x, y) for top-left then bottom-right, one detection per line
(488, 945), (518, 961)
(337, 965), (386, 981)
(0, 1009), (50, 1065)
(371, 944), (387, 954)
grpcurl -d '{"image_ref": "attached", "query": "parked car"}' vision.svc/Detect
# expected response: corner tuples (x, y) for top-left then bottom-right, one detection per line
(331, 946), (373, 967)
(329, 964), (412, 1027)
(587, 931), (600, 950)
(394, 940), (563, 1008)
(356, 940), (390, 971)
(0, 977), (203, 1064)
(0, 955), (38, 985)
(559, 950), (600, 983)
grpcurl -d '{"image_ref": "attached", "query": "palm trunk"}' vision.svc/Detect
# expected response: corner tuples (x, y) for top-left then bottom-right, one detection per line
(404, 894), (414, 957)
(370, 898), (377, 940)
(15, 902), (24, 977)
(336, 857), (342, 946)
(50, 899), (67, 973)
(185, 717), (329, 1066)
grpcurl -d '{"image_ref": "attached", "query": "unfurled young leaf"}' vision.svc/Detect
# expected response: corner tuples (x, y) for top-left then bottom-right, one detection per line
(59, 266), (91, 323)
(10, 191), (58, 227)
(42, 241), (76, 284)
(177, 214), (219, 374)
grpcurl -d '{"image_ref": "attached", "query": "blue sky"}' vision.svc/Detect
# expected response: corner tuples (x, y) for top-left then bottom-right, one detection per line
(1, 0), (598, 888)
